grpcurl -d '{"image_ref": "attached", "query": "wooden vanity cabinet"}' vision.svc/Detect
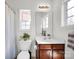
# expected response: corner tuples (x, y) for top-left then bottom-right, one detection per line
(36, 44), (65, 59)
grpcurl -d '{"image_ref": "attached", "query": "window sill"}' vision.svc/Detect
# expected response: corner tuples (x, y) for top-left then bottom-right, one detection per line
(61, 24), (74, 28)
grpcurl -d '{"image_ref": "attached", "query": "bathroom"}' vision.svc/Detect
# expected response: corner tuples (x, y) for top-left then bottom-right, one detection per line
(5, 0), (74, 59)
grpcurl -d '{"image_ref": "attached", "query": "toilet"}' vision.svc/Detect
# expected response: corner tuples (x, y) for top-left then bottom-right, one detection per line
(17, 40), (32, 59)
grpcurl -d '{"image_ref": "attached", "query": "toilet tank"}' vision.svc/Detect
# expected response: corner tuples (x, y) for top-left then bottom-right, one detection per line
(19, 40), (32, 51)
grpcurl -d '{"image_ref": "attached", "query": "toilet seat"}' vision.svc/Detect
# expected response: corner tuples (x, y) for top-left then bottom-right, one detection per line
(17, 51), (30, 59)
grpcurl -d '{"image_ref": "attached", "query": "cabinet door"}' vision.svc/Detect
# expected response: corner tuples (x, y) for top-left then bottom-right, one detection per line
(40, 50), (52, 59)
(53, 50), (64, 59)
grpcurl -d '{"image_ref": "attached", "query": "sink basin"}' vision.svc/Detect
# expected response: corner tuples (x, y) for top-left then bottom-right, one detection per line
(35, 36), (65, 44)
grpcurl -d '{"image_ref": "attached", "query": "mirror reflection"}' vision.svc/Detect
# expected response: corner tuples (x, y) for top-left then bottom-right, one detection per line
(35, 12), (52, 38)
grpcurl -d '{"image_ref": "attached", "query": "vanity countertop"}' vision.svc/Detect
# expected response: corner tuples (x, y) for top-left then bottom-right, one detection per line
(35, 37), (65, 44)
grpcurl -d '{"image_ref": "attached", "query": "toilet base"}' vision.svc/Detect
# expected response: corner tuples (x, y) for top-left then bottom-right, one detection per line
(17, 51), (30, 59)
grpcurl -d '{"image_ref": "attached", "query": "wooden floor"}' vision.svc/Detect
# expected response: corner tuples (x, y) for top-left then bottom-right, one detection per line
(32, 57), (36, 59)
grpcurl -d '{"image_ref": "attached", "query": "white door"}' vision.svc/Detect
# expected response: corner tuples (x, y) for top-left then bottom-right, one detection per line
(5, 4), (16, 59)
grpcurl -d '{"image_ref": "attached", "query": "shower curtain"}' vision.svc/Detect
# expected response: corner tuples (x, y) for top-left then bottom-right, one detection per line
(5, 4), (16, 59)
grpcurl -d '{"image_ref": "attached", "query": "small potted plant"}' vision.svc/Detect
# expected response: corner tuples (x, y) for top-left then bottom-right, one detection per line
(20, 33), (30, 41)
(19, 33), (31, 51)
(42, 30), (46, 36)
(41, 30), (47, 39)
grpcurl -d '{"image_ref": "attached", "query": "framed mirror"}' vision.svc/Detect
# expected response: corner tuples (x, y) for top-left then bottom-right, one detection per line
(35, 12), (53, 38)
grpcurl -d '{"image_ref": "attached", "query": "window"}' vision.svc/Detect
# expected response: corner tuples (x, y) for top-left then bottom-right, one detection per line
(20, 10), (31, 30)
(42, 15), (48, 29)
(62, 0), (74, 26)
(67, 0), (74, 25)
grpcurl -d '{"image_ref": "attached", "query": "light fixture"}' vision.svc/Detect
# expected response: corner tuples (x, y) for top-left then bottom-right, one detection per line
(37, 3), (50, 12)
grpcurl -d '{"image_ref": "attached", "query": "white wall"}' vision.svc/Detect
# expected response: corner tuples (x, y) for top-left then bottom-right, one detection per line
(5, 4), (16, 59)
(15, 0), (53, 38)
(52, 0), (74, 42)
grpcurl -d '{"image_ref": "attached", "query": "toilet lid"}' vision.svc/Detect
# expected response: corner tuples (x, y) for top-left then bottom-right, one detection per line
(17, 51), (30, 59)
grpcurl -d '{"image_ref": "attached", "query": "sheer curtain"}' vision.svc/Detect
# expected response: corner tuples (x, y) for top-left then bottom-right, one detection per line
(5, 4), (16, 59)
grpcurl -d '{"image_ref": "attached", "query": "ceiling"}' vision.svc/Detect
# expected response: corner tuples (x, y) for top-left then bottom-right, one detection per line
(5, 0), (63, 12)
(6, 0), (54, 10)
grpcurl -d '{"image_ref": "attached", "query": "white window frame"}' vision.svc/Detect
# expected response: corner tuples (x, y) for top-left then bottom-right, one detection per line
(61, 0), (74, 26)
(19, 9), (31, 30)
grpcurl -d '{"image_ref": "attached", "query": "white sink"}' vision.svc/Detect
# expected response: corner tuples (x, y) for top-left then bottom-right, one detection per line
(35, 36), (65, 44)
